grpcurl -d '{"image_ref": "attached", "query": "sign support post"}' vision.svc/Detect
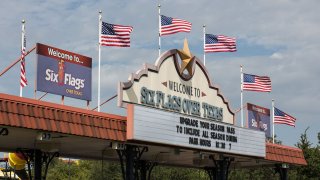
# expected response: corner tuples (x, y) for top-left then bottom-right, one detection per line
(0, 46), (36, 77)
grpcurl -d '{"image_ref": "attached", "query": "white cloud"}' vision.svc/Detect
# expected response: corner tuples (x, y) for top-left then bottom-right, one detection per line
(270, 53), (283, 59)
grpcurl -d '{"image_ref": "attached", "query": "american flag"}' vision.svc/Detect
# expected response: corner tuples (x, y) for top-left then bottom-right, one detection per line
(100, 22), (133, 47)
(243, 73), (271, 92)
(160, 15), (191, 36)
(204, 34), (236, 53)
(20, 25), (27, 88)
(274, 107), (296, 127)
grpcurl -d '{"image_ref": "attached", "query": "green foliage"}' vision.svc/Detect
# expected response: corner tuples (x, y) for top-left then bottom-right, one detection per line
(296, 128), (312, 150)
(150, 166), (208, 180)
(229, 167), (279, 180)
(46, 159), (91, 180)
(294, 128), (320, 179)
(46, 159), (122, 180)
(88, 160), (122, 180)
(44, 130), (320, 180)
(46, 160), (209, 180)
(266, 134), (282, 145)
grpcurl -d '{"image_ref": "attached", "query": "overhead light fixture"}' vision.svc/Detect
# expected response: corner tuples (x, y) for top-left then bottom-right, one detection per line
(36, 132), (52, 141)
(111, 141), (125, 150)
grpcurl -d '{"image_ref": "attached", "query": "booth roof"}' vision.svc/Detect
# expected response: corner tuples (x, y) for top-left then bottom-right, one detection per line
(0, 93), (126, 141)
(0, 93), (307, 166)
(266, 142), (307, 165)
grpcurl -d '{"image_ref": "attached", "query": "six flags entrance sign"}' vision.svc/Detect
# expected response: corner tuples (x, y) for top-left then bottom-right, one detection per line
(118, 40), (234, 123)
(36, 43), (92, 101)
(118, 40), (266, 157)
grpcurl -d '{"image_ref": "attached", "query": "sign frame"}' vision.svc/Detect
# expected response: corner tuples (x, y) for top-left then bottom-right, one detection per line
(127, 104), (266, 157)
(36, 43), (92, 101)
(247, 103), (271, 137)
(118, 49), (235, 124)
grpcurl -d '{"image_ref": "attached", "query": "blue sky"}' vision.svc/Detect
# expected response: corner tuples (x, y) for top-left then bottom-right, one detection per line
(0, 0), (319, 150)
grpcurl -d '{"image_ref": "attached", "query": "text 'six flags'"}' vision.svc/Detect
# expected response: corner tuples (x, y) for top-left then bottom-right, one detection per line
(204, 34), (236, 53)
(160, 15), (192, 36)
(100, 22), (133, 47)
(274, 107), (296, 127)
(243, 73), (271, 92)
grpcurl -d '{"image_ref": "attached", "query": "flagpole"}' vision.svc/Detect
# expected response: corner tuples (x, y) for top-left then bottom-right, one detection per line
(240, 65), (244, 127)
(203, 24), (206, 66)
(0, 46), (35, 77)
(20, 20), (25, 97)
(98, 11), (102, 112)
(158, 4), (161, 57)
(272, 99), (275, 143)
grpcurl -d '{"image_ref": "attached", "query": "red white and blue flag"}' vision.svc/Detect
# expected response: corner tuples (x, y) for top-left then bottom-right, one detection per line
(160, 15), (192, 36)
(204, 34), (236, 53)
(20, 24), (27, 88)
(100, 22), (133, 47)
(274, 107), (296, 127)
(243, 73), (271, 92)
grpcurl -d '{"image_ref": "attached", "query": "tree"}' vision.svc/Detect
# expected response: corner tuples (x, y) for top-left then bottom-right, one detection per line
(266, 134), (282, 144)
(229, 167), (279, 180)
(46, 158), (91, 180)
(149, 166), (208, 180)
(294, 128), (320, 179)
(88, 160), (122, 180)
(44, 130), (320, 180)
(46, 159), (123, 180)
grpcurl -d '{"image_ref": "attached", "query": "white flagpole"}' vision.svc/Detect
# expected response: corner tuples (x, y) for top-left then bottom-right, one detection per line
(158, 4), (161, 57)
(98, 11), (102, 112)
(272, 99), (275, 143)
(203, 24), (206, 66)
(20, 20), (26, 97)
(240, 65), (244, 127)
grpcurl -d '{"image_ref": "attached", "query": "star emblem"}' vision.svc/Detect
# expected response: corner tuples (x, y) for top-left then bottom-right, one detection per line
(177, 39), (195, 76)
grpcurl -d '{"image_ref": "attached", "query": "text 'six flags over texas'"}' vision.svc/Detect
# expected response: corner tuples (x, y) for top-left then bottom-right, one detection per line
(243, 73), (271, 92)
(160, 15), (192, 36)
(100, 22), (133, 47)
(204, 34), (236, 53)
(274, 107), (296, 127)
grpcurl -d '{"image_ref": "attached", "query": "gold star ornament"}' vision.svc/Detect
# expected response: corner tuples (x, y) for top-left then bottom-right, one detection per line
(177, 39), (195, 76)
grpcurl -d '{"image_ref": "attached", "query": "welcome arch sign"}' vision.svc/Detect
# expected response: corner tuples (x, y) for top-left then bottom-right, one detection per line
(118, 40), (265, 157)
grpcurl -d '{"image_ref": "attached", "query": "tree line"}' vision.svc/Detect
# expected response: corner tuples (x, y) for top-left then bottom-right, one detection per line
(46, 129), (319, 180)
